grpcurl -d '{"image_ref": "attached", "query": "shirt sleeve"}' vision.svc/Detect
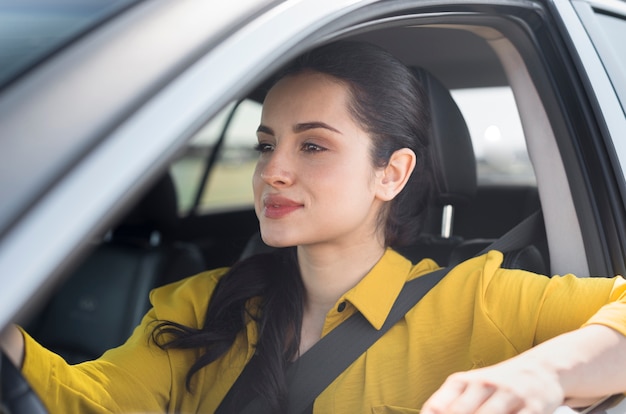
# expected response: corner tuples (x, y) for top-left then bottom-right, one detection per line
(480, 251), (626, 350)
(21, 308), (170, 413)
(20, 268), (228, 413)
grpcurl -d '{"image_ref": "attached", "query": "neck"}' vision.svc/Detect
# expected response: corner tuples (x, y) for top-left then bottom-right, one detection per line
(297, 241), (386, 315)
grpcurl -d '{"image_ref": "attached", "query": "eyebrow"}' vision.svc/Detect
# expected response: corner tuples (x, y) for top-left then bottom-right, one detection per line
(256, 122), (342, 135)
(294, 122), (342, 134)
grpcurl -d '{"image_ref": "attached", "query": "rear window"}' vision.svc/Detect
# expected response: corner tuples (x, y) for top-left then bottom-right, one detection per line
(0, 0), (139, 90)
(451, 86), (535, 185)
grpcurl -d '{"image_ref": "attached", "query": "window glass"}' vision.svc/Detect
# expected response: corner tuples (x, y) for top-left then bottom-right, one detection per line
(170, 100), (262, 214)
(592, 10), (626, 112)
(451, 87), (535, 185)
(595, 12), (626, 69)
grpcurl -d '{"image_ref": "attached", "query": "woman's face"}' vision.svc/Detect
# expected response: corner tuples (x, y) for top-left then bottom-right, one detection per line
(253, 71), (387, 249)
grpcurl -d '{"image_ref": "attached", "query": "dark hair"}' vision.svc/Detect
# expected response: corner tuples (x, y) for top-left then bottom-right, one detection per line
(152, 41), (433, 412)
(152, 249), (302, 411)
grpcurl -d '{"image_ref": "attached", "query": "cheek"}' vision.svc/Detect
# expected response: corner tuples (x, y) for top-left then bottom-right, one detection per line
(252, 161), (263, 188)
(315, 162), (376, 201)
(252, 163), (265, 206)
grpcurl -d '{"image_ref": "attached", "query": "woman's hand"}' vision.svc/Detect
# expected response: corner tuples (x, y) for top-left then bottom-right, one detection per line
(421, 357), (565, 413)
(0, 324), (25, 368)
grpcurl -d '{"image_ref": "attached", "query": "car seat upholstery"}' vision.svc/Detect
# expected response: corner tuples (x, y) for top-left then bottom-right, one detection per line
(241, 67), (548, 274)
(393, 67), (477, 265)
(453, 184), (549, 272)
(398, 68), (547, 272)
(29, 173), (206, 363)
(455, 184), (542, 240)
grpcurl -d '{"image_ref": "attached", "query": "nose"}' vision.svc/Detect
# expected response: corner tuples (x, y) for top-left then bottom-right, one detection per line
(258, 148), (294, 187)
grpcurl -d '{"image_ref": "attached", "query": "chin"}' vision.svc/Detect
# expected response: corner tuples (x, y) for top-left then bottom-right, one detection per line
(259, 232), (296, 248)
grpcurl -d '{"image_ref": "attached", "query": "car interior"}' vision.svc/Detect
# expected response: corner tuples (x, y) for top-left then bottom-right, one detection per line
(23, 15), (589, 364)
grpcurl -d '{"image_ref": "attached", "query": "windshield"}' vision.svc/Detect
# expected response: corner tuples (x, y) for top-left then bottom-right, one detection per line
(0, 0), (139, 90)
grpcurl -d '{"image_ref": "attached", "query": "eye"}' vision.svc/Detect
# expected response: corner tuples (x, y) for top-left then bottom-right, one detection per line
(254, 142), (274, 153)
(301, 142), (327, 153)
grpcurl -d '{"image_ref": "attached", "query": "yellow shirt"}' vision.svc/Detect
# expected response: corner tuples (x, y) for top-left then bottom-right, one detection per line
(21, 249), (626, 413)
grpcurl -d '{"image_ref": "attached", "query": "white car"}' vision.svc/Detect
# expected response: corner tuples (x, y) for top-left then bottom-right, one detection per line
(1, 0), (625, 412)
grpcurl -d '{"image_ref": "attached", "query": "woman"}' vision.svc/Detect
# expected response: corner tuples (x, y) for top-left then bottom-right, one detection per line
(3, 41), (626, 414)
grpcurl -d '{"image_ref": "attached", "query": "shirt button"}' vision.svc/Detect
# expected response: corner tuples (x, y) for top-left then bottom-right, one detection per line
(337, 302), (346, 312)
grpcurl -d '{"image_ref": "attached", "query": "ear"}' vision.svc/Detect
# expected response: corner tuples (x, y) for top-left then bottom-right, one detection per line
(375, 148), (416, 201)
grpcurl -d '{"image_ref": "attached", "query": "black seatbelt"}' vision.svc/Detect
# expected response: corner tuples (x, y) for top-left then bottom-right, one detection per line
(479, 210), (544, 256)
(219, 210), (545, 414)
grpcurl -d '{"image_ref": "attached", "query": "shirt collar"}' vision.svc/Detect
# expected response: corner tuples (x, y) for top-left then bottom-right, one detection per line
(342, 248), (439, 330)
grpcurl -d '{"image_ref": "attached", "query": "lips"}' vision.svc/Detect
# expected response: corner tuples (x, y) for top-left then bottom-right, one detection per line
(263, 194), (303, 219)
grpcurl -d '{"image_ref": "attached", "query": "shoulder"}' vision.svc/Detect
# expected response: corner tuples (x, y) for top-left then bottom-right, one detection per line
(431, 250), (507, 290)
(148, 267), (230, 328)
(430, 250), (556, 306)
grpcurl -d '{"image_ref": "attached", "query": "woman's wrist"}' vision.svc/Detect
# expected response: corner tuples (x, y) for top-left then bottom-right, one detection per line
(522, 324), (626, 401)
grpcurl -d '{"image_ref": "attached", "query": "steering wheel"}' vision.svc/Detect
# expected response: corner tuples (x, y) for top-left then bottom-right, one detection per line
(0, 350), (47, 414)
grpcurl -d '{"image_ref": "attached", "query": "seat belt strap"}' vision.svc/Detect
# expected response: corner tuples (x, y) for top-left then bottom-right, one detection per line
(477, 210), (544, 256)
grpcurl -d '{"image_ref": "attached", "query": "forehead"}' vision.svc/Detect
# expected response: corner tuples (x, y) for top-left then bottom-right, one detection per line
(259, 71), (374, 150)
(271, 70), (347, 94)
(262, 71), (352, 118)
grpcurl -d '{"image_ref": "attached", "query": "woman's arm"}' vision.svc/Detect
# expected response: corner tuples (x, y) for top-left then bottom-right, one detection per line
(0, 324), (25, 367)
(421, 324), (626, 413)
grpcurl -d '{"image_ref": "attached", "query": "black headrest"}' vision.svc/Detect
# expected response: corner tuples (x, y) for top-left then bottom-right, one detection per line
(412, 67), (477, 207)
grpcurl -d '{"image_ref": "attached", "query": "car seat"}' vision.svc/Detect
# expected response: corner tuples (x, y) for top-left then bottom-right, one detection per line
(399, 67), (546, 272)
(28, 173), (206, 363)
